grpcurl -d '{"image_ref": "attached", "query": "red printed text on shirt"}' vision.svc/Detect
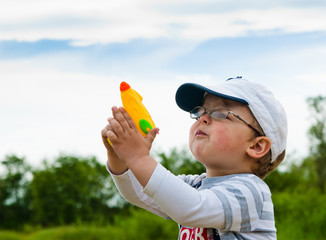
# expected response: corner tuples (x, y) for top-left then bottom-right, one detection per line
(179, 226), (214, 240)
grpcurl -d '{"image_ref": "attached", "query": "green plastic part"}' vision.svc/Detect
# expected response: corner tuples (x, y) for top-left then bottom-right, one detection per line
(139, 119), (153, 134)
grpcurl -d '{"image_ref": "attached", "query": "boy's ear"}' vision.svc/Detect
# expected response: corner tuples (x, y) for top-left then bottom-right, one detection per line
(246, 137), (271, 159)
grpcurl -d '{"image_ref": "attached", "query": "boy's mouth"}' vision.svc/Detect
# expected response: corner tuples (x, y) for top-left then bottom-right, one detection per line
(195, 130), (207, 136)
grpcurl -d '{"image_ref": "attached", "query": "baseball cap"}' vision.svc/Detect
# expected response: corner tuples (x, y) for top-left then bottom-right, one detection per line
(175, 77), (287, 162)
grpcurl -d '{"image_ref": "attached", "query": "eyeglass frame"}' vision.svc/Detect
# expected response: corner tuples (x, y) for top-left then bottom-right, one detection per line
(189, 106), (264, 137)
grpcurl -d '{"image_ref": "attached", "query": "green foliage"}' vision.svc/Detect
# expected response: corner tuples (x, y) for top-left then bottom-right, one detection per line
(30, 155), (116, 226)
(111, 208), (178, 239)
(265, 156), (318, 193)
(307, 95), (326, 191)
(273, 189), (326, 240)
(0, 231), (24, 240)
(0, 154), (125, 229)
(0, 155), (32, 229)
(24, 226), (110, 240)
(0, 209), (178, 240)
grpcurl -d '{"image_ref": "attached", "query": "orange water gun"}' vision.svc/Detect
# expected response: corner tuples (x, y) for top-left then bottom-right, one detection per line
(108, 82), (155, 145)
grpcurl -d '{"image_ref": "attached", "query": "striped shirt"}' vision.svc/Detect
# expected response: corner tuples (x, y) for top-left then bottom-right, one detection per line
(110, 163), (277, 240)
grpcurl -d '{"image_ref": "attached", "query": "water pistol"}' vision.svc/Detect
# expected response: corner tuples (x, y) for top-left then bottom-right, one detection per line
(107, 81), (156, 145)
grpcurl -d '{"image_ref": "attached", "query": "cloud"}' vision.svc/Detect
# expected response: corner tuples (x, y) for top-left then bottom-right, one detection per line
(1, 1), (326, 45)
(298, 74), (326, 84)
(0, 59), (192, 164)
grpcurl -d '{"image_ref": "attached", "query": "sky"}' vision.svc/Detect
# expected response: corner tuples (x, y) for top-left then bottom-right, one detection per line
(1, 0), (326, 168)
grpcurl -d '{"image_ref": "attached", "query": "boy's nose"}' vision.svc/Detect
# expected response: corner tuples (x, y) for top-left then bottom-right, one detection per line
(199, 114), (211, 125)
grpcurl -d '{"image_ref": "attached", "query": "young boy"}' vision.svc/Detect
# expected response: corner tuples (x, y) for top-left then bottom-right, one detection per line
(101, 77), (287, 240)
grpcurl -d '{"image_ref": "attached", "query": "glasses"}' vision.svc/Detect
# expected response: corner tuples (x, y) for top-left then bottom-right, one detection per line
(189, 106), (263, 137)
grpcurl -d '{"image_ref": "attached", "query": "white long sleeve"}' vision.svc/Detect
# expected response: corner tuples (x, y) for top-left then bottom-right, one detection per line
(109, 163), (276, 239)
(143, 164), (226, 229)
(108, 164), (169, 218)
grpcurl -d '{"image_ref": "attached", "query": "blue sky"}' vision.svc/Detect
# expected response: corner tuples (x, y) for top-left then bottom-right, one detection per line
(1, 0), (326, 167)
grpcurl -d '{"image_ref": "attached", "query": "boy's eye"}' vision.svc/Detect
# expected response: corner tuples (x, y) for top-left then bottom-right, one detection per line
(209, 110), (228, 119)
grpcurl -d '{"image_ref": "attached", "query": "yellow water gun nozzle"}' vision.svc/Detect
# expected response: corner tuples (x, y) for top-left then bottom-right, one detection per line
(120, 81), (131, 92)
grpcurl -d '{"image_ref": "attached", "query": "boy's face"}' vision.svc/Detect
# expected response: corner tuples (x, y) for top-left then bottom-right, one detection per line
(189, 94), (257, 177)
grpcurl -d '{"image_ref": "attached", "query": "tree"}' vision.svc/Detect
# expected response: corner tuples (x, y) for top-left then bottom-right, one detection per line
(265, 155), (318, 193)
(30, 155), (118, 226)
(0, 155), (32, 229)
(307, 95), (326, 191)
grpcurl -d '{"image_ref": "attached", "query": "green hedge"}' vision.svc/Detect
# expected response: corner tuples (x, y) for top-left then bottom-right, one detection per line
(0, 209), (178, 240)
(274, 189), (326, 240)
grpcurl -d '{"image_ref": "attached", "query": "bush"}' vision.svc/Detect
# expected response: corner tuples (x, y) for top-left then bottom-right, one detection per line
(110, 208), (178, 239)
(0, 208), (178, 240)
(273, 189), (326, 240)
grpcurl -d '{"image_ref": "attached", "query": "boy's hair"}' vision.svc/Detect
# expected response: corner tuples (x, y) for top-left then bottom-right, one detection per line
(175, 77), (288, 168)
(253, 150), (286, 179)
(250, 120), (286, 179)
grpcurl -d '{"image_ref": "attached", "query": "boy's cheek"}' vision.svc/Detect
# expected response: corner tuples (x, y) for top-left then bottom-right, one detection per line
(212, 127), (231, 146)
(189, 140), (205, 161)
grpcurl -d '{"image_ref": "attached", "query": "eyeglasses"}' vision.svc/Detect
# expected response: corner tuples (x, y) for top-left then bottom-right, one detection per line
(189, 106), (263, 137)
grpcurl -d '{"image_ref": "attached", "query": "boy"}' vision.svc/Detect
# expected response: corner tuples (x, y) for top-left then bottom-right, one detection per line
(101, 77), (287, 239)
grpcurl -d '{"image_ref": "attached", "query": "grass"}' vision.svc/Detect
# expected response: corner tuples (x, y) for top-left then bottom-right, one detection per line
(0, 226), (116, 240)
(0, 230), (25, 240)
(0, 209), (178, 240)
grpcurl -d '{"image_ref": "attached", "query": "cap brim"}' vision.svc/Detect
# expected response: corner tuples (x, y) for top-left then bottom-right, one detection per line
(175, 83), (248, 112)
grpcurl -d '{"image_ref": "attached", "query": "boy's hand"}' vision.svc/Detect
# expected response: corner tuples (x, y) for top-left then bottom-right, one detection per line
(106, 106), (159, 187)
(107, 106), (159, 165)
(101, 117), (128, 175)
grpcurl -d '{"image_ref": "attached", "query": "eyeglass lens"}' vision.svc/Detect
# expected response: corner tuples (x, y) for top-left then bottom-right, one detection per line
(190, 107), (228, 120)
